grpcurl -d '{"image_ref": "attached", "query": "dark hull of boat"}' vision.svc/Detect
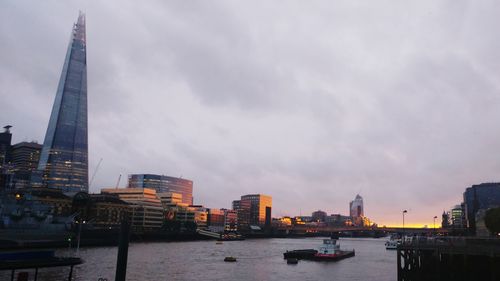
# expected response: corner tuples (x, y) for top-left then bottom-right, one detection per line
(283, 249), (318, 259)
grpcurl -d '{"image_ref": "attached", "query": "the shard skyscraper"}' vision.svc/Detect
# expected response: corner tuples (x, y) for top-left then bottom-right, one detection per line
(37, 12), (88, 193)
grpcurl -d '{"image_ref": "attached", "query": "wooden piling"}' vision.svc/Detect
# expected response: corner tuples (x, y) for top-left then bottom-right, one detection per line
(115, 219), (131, 281)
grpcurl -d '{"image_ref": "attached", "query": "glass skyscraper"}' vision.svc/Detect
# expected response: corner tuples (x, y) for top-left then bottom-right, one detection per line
(128, 174), (194, 205)
(37, 12), (88, 193)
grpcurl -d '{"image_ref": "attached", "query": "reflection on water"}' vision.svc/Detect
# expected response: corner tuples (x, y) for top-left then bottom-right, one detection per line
(0, 237), (396, 281)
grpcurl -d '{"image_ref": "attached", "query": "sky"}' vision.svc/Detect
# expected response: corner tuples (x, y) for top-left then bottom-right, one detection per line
(1, 1), (500, 227)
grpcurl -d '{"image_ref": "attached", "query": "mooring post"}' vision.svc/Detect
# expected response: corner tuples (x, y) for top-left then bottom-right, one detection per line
(115, 219), (131, 281)
(397, 247), (402, 281)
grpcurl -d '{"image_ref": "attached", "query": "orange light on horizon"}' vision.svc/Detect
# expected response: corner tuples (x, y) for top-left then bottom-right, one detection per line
(382, 223), (438, 229)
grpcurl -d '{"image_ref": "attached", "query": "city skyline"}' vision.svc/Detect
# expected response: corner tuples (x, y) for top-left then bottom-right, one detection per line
(2, 1), (500, 226)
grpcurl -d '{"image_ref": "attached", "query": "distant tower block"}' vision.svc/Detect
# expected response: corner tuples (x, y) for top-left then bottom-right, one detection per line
(349, 194), (364, 218)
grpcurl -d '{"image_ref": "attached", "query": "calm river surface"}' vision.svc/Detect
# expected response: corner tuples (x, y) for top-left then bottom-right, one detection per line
(4, 237), (396, 281)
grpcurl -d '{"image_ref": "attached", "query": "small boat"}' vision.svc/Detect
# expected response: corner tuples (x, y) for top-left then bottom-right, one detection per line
(385, 234), (401, 250)
(313, 239), (355, 261)
(224, 256), (237, 262)
(218, 233), (245, 241)
(385, 239), (400, 250)
(216, 241), (223, 245)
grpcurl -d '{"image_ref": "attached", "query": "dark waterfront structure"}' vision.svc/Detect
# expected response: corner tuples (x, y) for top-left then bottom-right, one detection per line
(37, 13), (89, 193)
(0, 126), (12, 169)
(397, 237), (500, 281)
(72, 192), (129, 229)
(128, 174), (193, 205)
(463, 183), (500, 234)
(0, 126), (13, 190)
(0, 250), (82, 281)
(312, 210), (327, 222)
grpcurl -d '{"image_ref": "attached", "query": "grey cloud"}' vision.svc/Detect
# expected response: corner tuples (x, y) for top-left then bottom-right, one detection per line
(2, 0), (500, 226)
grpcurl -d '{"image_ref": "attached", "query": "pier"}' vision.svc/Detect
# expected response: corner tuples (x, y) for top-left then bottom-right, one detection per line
(397, 237), (500, 281)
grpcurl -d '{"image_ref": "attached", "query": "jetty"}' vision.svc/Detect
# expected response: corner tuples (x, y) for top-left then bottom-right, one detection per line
(397, 236), (500, 281)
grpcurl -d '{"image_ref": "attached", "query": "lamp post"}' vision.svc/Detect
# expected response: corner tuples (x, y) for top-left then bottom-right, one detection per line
(402, 210), (408, 241)
(76, 219), (85, 254)
(433, 216), (438, 233)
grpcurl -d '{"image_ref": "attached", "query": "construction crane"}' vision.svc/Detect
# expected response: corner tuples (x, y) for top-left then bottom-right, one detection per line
(89, 158), (103, 189)
(115, 174), (122, 189)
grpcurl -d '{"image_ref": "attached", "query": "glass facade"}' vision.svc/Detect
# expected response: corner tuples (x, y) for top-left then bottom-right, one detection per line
(463, 183), (500, 233)
(37, 13), (88, 193)
(349, 194), (364, 218)
(240, 194), (272, 227)
(128, 174), (193, 205)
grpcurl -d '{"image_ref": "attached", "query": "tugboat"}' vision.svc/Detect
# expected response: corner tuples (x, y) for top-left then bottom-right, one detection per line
(312, 239), (355, 261)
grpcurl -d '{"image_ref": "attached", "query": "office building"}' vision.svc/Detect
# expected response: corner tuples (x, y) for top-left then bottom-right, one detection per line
(207, 208), (225, 233)
(223, 209), (238, 232)
(128, 174), (193, 205)
(11, 142), (42, 172)
(157, 191), (183, 208)
(441, 211), (450, 228)
(349, 194), (364, 218)
(463, 183), (500, 233)
(10, 142), (42, 189)
(0, 125), (12, 169)
(239, 194), (272, 227)
(72, 192), (130, 229)
(233, 199), (249, 230)
(451, 204), (466, 230)
(0, 126), (13, 190)
(312, 210), (327, 222)
(38, 13), (89, 193)
(326, 214), (352, 227)
(101, 188), (163, 231)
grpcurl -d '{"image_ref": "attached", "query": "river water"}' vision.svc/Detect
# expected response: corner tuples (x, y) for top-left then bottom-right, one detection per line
(3, 237), (396, 281)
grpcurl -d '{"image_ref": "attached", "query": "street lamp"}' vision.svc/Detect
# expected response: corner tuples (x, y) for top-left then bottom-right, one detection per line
(433, 216), (438, 232)
(76, 219), (86, 254)
(402, 210), (408, 241)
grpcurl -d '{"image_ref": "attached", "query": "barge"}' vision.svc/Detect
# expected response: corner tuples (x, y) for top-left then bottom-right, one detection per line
(283, 238), (355, 262)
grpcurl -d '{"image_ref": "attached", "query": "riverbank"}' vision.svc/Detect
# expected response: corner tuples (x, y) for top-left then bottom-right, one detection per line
(0, 229), (389, 250)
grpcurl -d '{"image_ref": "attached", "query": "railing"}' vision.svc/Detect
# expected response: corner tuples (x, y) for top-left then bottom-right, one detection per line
(399, 236), (500, 256)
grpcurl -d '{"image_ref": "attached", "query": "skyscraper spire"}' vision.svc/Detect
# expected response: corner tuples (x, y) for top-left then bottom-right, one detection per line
(37, 12), (88, 193)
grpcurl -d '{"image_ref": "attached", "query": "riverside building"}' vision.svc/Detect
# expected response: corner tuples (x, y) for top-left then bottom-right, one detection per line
(463, 183), (500, 234)
(101, 188), (163, 232)
(235, 194), (272, 229)
(128, 174), (193, 205)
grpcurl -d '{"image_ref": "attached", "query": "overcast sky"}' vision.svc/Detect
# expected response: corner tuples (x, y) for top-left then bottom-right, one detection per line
(1, 1), (500, 226)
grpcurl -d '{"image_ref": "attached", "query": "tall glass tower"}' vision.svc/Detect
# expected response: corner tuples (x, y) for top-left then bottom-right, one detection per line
(37, 12), (88, 193)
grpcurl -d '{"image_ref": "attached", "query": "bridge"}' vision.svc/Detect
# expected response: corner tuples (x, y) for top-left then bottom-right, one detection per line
(274, 225), (449, 236)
